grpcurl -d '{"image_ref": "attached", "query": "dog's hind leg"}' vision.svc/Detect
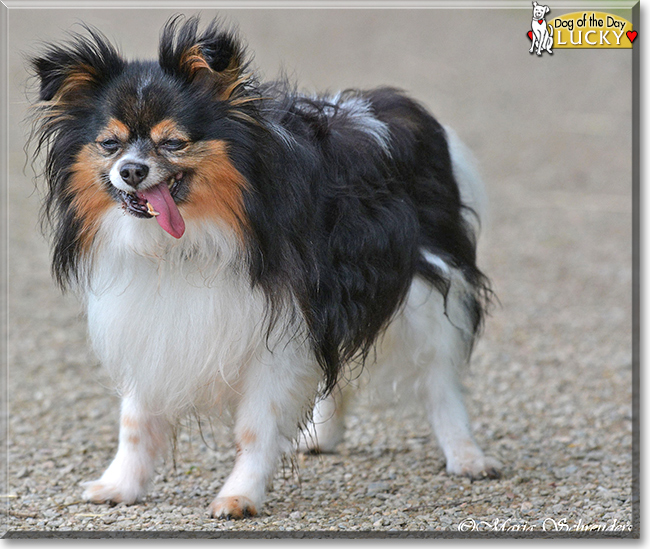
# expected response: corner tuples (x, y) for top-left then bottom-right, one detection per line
(407, 273), (502, 480)
(424, 353), (502, 479)
(82, 393), (171, 504)
(545, 30), (553, 53)
(297, 383), (354, 454)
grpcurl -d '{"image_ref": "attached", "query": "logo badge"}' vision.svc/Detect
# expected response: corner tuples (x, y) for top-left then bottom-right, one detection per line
(527, 2), (636, 54)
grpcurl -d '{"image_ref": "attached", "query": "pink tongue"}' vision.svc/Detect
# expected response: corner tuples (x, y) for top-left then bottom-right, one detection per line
(137, 183), (185, 239)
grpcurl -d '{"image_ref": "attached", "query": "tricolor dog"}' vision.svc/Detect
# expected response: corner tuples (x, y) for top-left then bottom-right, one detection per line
(29, 15), (502, 519)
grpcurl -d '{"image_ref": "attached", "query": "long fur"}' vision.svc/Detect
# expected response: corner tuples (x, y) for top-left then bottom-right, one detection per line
(31, 17), (490, 394)
(29, 15), (497, 517)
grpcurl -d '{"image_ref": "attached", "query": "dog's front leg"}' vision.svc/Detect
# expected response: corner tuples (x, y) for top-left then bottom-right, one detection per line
(210, 350), (321, 519)
(536, 32), (545, 55)
(82, 394), (170, 505)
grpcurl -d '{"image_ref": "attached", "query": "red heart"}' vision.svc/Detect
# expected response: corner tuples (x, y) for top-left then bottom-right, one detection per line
(527, 30), (533, 40)
(538, 19), (543, 24)
(627, 30), (638, 43)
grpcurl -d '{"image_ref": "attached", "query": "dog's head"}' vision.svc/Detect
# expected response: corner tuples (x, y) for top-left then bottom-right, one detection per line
(532, 1), (550, 20)
(533, 2), (551, 19)
(30, 16), (257, 283)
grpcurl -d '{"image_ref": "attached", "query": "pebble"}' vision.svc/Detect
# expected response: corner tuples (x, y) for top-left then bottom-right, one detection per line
(367, 481), (390, 495)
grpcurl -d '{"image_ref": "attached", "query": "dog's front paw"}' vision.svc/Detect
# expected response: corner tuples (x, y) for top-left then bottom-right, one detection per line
(447, 455), (502, 480)
(209, 495), (258, 519)
(82, 478), (143, 505)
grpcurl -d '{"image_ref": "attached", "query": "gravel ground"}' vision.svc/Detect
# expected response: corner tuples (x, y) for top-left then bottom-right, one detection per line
(3, 5), (636, 537)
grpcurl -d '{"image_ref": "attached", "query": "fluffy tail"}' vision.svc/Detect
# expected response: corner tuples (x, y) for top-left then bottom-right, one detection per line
(444, 126), (488, 238)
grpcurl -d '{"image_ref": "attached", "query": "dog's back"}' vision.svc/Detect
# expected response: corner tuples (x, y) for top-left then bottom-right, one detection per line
(259, 86), (490, 391)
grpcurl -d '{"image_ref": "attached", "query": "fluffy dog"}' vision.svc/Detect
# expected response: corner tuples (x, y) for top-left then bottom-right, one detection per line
(30, 16), (501, 519)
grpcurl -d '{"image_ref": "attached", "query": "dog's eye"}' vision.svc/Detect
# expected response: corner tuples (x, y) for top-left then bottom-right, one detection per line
(98, 139), (120, 153)
(159, 139), (187, 152)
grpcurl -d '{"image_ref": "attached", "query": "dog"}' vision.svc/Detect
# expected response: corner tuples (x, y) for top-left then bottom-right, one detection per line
(29, 15), (501, 519)
(530, 1), (554, 55)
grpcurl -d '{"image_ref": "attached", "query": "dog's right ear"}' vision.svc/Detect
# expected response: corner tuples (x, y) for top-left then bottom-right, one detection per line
(159, 15), (249, 101)
(32, 27), (124, 103)
(532, 1), (538, 7)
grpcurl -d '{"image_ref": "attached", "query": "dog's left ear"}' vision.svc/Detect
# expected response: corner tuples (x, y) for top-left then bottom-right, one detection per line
(159, 16), (248, 101)
(32, 26), (124, 104)
(545, 5), (550, 14)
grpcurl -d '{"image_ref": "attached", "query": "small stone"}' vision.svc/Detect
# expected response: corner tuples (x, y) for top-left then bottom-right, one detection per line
(367, 481), (391, 495)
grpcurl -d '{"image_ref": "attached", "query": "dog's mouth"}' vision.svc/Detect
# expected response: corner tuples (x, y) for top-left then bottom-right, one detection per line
(119, 172), (186, 238)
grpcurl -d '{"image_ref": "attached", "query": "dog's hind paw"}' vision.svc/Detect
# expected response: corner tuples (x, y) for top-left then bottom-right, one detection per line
(209, 495), (258, 519)
(447, 455), (503, 480)
(297, 424), (344, 454)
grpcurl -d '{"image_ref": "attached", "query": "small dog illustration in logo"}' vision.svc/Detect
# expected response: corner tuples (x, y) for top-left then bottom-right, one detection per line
(529, 1), (553, 56)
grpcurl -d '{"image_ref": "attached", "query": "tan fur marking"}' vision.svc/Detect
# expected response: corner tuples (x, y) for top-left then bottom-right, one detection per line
(180, 45), (213, 77)
(221, 73), (249, 101)
(228, 95), (264, 108)
(181, 140), (249, 238)
(32, 65), (100, 141)
(127, 434), (141, 446)
(97, 118), (130, 143)
(121, 415), (139, 430)
(210, 496), (257, 519)
(121, 415), (166, 459)
(52, 64), (97, 104)
(31, 105), (73, 135)
(179, 45), (247, 101)
(150, 119), (188, 144)
(239, 429), (257, 448)
(67, 144), (115, 252)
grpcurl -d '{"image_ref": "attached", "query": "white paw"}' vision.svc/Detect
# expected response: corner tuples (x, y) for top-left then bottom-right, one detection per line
(298, 391), (348, 454)
(82, 478), (144, 505)
(447, 454), (502, 480)
(209, 495), (258, 519)
(297, 427), (344, 454)
(297, 422), (345, 454)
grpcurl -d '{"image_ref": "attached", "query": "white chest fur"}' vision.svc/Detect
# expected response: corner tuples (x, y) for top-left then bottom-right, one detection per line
(85, 211), (271, 416)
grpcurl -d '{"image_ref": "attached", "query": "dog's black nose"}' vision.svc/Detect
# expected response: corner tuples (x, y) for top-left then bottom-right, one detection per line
(120, 163), (149, 188)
